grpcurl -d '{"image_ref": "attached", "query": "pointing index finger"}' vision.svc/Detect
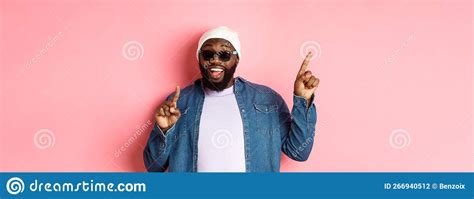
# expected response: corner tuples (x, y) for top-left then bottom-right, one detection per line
(298, 51), (313, 76)
(172, 85), (180, 106)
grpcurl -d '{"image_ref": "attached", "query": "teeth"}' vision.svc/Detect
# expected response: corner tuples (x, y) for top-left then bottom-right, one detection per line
(210, 68), (223, 72)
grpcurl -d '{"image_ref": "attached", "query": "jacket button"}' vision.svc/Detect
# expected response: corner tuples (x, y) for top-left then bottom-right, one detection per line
(241, 109), (245, 112)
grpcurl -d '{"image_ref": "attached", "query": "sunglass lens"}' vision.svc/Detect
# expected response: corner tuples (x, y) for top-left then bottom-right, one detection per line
(201, 50), (233, 61)
(218, 51), (232, 61)
(202, 50), (215, 61)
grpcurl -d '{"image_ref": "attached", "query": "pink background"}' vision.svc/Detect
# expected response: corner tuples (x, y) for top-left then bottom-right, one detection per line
(0, 0), (472, 172)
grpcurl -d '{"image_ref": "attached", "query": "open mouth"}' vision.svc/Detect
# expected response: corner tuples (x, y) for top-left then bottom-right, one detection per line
(208, 66), (224, 80)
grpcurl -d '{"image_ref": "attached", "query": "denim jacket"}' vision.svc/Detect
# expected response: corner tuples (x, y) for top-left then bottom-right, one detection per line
(143, 76), (317, 172)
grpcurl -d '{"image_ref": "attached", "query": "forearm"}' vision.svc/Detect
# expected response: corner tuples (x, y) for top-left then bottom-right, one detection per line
(143, 123), (175, 172)
(281, 94), (317, 161)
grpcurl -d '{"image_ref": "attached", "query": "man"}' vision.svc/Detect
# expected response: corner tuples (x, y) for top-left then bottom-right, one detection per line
(144, 26), (319, 172)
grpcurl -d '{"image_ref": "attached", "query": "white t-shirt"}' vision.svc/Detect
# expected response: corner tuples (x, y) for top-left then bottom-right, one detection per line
(197, 85), (246, 172)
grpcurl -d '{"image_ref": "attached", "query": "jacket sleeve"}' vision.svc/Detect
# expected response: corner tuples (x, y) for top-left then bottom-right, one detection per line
(278, 94), (317, 161)
(143, 94), (178, 172)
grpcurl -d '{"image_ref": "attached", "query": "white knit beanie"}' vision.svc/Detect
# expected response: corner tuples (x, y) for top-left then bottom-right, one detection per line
(196, 26), (241, 61)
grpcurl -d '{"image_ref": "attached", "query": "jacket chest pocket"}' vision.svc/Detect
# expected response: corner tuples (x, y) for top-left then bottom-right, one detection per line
(253, 103), (279, 136)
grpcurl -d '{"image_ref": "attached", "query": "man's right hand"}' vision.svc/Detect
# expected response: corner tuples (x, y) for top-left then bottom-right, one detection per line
(155, 86), (181, 132)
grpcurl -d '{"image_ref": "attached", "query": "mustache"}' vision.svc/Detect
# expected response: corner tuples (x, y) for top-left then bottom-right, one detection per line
(199, 62), (237, 92)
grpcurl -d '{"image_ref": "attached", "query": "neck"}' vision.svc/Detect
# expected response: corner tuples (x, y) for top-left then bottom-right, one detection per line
(224, 77), (236, 89)
(200, 77), (236, 92)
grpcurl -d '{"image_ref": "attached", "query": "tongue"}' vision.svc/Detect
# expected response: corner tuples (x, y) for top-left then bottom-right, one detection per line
(211, 71), (222, 78)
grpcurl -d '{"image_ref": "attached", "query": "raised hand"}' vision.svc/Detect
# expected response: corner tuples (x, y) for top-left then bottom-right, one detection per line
(294, 51), (320, 102)
(155, 86), (181, 132)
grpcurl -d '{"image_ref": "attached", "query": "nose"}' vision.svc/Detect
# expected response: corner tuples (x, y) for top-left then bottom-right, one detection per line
(209, 54), (221, 65)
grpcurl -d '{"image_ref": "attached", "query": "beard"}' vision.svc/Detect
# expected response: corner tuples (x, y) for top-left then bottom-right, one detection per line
(199, 62), (237, 92)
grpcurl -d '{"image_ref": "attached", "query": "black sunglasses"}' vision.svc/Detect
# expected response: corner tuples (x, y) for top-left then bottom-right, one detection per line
(199, 50), (237, 62)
